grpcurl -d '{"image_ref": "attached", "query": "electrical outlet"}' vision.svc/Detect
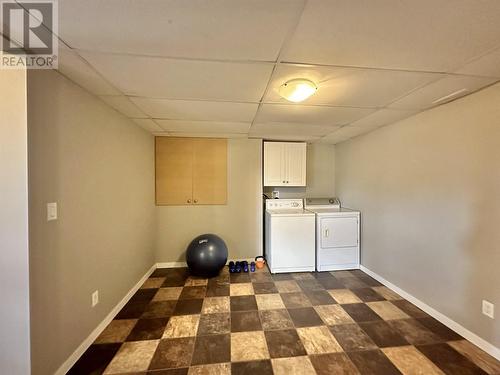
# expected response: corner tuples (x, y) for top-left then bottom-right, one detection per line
(482, 300), (494, 319)
(272, 190), (279, 199)
(92, 290), (99, 307)
(47, 202), (57, 221)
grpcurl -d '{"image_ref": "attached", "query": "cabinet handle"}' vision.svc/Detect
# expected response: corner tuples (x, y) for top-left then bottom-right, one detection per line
(325, 229), (330, 237)
(187, 199), (191, 204)
(287, 180), (289, 183)
(282, 180), (286, 183)
(194, 199), (198, 203)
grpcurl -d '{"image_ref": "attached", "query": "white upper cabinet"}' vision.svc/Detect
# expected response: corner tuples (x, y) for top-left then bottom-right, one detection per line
(264, 142), (306, 186)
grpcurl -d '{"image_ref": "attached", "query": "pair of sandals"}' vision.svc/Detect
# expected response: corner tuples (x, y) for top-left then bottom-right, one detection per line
(229, 261), (256, 273)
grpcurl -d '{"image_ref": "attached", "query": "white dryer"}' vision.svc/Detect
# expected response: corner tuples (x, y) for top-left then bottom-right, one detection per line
(304, 198), (360, 272)
(265, 199), (316, 273)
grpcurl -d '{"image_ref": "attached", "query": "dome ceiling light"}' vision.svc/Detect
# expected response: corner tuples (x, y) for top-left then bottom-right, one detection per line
(278, 78), (317, 103)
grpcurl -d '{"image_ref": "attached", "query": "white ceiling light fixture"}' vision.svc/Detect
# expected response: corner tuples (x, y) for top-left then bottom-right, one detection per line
(278, 78), (317, 103)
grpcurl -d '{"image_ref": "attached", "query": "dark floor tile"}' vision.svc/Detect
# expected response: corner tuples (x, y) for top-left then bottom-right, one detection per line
(146, 369), (188, 375)
(358, 321), (409, 348)
(280, 292), (312, 308)
(162, 277), (188, 287)
(206, 281), (229, 297)
(309, 352), (361, 375)
(172, 299), (203, 315)
(391, 300), (429, 318)
(264, 329), (307, 358)
(179, 286), (206, 300)
(152, 268), (184, 278)
(190, 334), (231, 365)
(130, 289), (158, 303)
(359, 275), (383, 287)
(161, 269), (190, 287)
(348, 349), (402, 375)
(126, 318), (169, 341)
(197, 313), (230, 335)
(342, 303), (383, 322)
(149, 337), (195, 370)
(297, 278), (324, 291)
(330, 323), (378, 352)
(417, 317), (463, 341)
(250, 272), (274, 283)
(116, 301), (148, 319)
(417, 343), (488, 375)
(230, 359), (273, 375)
(351, 288), (385, 302)
(304, 290), (336, 306)
(349, 270), (366, 277)
(287, 307), (324, 327)
(259, 309), (294, 331)
(68, 343), (121, 375)
(317, 276), (345, 290)
(252, 282), (278, 294)
(339, 277), (369, 289)
(388, 318), (442, 345)
(231, 311), (262, 332)
(141, 301), (177, 319)
(230, 273), (251, 283)
(230, 295), (258, 311)
(271, 273), (294, 281)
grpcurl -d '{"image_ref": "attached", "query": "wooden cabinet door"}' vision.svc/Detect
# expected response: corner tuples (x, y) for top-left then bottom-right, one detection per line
(263, 142), (285, 186)
(155, 137), (194, 205)
(192, 138), (227, 205)
(285, 142), (306, 186)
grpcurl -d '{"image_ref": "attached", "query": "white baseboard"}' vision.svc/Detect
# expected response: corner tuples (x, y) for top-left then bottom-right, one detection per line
(156, 261), (187, 268)
(360, 265), (500, 361)
(55, 264), (157, 375)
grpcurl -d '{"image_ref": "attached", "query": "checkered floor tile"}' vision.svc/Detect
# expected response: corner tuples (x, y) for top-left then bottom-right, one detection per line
(69, 267), (500, 374)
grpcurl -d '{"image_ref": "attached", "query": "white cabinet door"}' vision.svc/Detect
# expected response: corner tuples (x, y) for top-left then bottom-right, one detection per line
(320, 217), (359, 248)
(264, 142), (285, 186)
(285, 142), (306, 186)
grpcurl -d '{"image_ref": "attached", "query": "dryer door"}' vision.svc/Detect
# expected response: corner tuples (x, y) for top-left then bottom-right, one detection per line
(320, 217), (358, 248)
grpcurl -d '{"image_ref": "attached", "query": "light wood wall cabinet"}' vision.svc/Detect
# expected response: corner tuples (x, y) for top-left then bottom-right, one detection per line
(155, 137), (227, 205)
(264, 141), (307, 186)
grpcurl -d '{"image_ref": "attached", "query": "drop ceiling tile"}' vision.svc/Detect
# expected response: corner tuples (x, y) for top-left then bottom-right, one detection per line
(79, 51), (273, 101)
(155, 120), (250, 134)
(319, 126), (372, 144)
(456, 48), (500, 78)
(167, 132), (248, 139)
(256, 104), (374, 126)
(57, 49), (120, 95)
(132, 119), (164, 133)
(283, 0), (500, 71)
(349, 109), (418, 129)
(130, 98), (258, 122)
(99, 96), (147, 118)
(264, 64), (441, 107)
(389, 74), (497, 110)
(58, 0), (303, 61)
(250, 134), (320, 142)
(250, 122), (340, 137)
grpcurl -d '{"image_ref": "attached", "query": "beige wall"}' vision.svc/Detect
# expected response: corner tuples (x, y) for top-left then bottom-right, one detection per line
(335, 83), (500, 347)
(28, 70), (156, 374)
(156, 138), (263, 262)
(264, 143), (335, 199)
(0, 69), (31, 374)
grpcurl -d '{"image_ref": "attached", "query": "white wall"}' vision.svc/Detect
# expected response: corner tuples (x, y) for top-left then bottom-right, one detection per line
(0, 69), (31, 374)
(156, 138), (263, 262)
(336, 83), (500, 348)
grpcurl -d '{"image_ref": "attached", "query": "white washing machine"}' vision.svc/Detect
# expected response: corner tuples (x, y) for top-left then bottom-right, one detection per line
(304, 198), (360, 271)
(265, 199), (316, 273)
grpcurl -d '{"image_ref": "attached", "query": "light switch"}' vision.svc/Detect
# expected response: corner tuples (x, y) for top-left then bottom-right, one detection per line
(47, 202), (57, 221)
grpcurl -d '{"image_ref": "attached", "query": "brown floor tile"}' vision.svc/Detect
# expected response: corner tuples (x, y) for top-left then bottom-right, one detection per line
(231, 332), (269, 362)
(191, 334), (230, 365)
(230, 360), (273, 375)
(142, 301), (177, 319)
(173, 299), (203, 315)
(272, 273), (294, 281)
(126, 318), (169, 341)
(315, 304), (354, 325)
(280, 292), (312, 309)
(255, 294), (285, 310)
(328, 289), (363, 304)
(231, 311), (262, 332)
(339, 277), (369, 289)
(259, 309), (294, 331)
(372, 286), (403, 301)
(95, 319), (137, 344)
(153, 267), (188, 278)
(252, 282), (278, 294)
(391, 300), (429, 318)
(317, 276), (345, 290)
(179, 286), (207, 300)
(292, 272), (315, 280)
(141, 277), (166, 289)
(229, 283), (254, 296)
(359, 321), (409, 348)
(159, 369), (189, 375)
(130, 289), (158, 303)
(188, 362), (230, 374)
(304, 290), (336, 306)
(162, 275), (188, 288)
(309, 352), (360, 375)
(351, 287), (385, 302)
(330, 323), (378, 352)
(417, 317), (463, 341)
(296, 278), (324, 291)
(230, 273), (251, 284)
(367, 301), (410, 320)
(250, 272), (274, 283)
(389, 319), (442, 345)
(68, 343), (121, 375)
(271, 356), (316, 375)
(230, 295), (258, 312)
(448, 340), (500, 375)
(382, 346), (445, 375)
(349, 270), (366, 278)
(264, 329), (307, 358)
(184, 276), (208, 287)
(163, 315), (200, 338)
(154, 287), (183, 301)
(275, 280), (301, 293)
(104, 340), (159, 374)
(417, 343), (488, 375)
(347, 349), (402, 375)
(287, 307), (324, 327)
(205, 281), (229, 297)
(116, 301), (149, 319)
(359, 275), (384, 287)
(201, 296), (230, 314)
(197, 313), (230, 335)
(149, 337), (195, 370)
(342, 303), (383, 322)
(297, 326), (342, 354)
(331, 270), (356, 278)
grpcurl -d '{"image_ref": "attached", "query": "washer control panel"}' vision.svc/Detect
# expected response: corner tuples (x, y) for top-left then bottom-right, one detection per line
(266, 199), (303, 210)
